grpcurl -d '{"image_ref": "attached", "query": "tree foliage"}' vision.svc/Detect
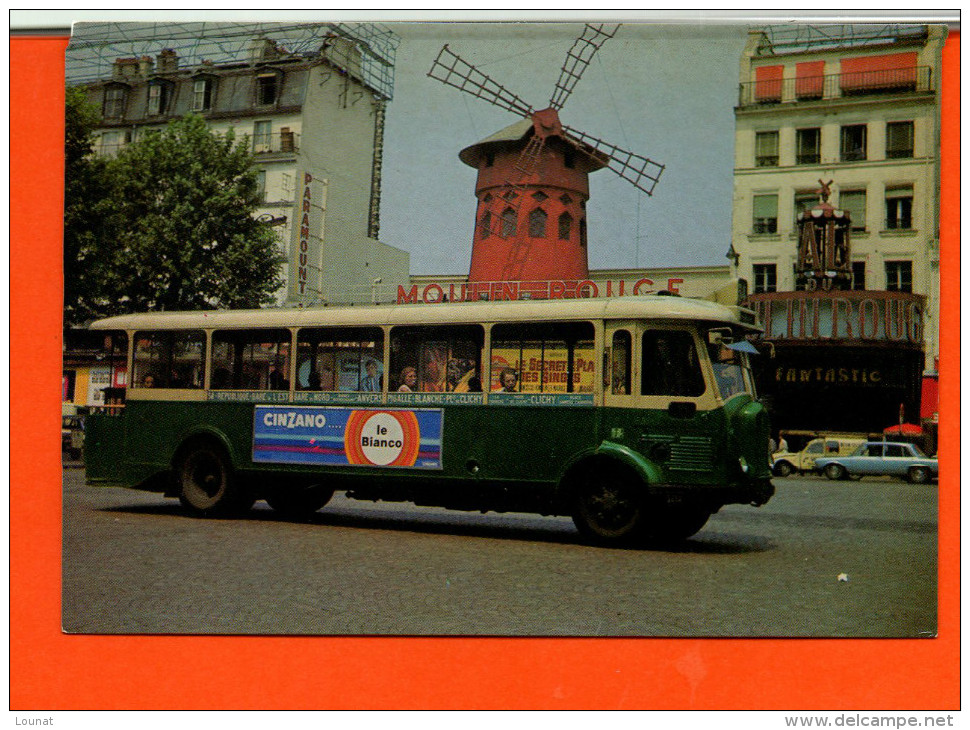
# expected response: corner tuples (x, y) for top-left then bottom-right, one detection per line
(64, 107), (285, 323)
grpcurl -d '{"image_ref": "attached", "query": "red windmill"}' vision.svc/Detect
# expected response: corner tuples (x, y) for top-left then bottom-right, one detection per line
(428, 24), (665, 286)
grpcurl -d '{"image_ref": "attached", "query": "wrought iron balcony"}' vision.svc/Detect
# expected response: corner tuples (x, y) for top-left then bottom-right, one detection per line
(739, 66), (933, 108)
(246, 131), (300, 155)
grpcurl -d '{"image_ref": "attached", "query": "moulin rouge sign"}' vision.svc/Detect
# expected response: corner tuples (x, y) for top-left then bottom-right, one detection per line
(397, 278), (686, 305)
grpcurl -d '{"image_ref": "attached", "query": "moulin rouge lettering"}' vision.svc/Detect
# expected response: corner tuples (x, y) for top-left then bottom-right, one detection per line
(397, 278), (685, 304)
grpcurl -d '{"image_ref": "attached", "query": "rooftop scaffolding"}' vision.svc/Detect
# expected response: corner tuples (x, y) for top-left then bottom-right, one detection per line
(753, 24), (928, 56)
(66, 21), (399, 100)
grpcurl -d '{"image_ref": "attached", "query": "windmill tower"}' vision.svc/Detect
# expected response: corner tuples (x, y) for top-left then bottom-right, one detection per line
(428, 24), (665, 285)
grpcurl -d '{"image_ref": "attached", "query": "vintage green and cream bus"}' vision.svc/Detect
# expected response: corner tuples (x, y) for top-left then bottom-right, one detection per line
(84, 295), (774, 546)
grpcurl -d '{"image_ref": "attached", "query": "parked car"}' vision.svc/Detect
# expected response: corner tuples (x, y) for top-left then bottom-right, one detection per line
(62, 404), (85, 460)
(815, 441), (938, 483)
(771, 437), (866, 477)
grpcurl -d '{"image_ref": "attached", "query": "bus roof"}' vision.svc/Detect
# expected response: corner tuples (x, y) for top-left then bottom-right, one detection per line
(88, 296), (760, 332)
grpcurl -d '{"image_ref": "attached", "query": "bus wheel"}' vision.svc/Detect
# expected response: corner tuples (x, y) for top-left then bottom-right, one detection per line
(177, 443), (253, 517)
(571, 467), (645, 545)
(266, 485), (334, 520)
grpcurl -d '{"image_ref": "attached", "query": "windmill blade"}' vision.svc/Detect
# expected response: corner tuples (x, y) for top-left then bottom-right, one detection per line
(548, 23), (620, 111)
(562, 124), (665, 196)
(427, 44), (534, 118)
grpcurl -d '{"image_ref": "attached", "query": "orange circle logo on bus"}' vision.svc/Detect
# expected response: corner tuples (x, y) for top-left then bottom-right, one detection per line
(344, 410), (421, 467)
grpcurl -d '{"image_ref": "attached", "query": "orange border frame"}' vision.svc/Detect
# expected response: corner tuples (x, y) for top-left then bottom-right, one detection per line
(9, 31), (959, 710)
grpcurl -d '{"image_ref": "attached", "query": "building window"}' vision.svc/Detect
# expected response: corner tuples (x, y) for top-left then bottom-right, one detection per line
(528, 208), (547, 238)
(796, 128), (821, 165)
(255, 170), (267, 203)
(755, 131), (779, 167)
(192, 77), (214, 111)
(103, 86), (128, 119)
(579, 218), (587, 248)
(558, 212), (572, 240)
(851, 261), (866, 290)
(840, 124), (867, 162)
(886, 121), (914, 159)
(256, 73), (280, 106)
(839, 189), (867, 232)
(752, 194), (778, 234)
(147, 82), (173, 116)
(253, 120), (272, 152)
(501, 207), (516, 238)
(753, 264), (777, 293)
(885, 186), (913, 229)
(885, 260), (912, 292)
(479, 210), (492, 239)
(794, 190), (818, 220)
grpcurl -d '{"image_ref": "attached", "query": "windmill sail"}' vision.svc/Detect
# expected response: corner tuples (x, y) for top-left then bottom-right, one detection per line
(549, 23), (620, 110)
(427, 45), (533, 118)
(562, 125), (665, 196)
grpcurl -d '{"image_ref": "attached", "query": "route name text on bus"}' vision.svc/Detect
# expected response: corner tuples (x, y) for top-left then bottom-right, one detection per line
(397, 278), (686, 305)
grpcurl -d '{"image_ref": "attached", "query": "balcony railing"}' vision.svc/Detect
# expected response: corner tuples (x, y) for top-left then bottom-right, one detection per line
(246, 131), (300, 155)
(739, 66), (933, 107)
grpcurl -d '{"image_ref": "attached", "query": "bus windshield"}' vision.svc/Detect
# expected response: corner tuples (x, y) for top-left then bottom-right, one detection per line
(708, 333), (755, 400)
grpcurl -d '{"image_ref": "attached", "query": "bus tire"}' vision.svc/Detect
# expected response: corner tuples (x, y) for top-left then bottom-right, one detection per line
(177, 442), (253, 517)
(266, 485), (334, 520)
(570, 462), (647, 546)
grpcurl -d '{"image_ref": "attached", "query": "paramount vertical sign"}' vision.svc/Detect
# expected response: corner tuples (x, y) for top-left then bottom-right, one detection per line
(290, 172), (326, 301)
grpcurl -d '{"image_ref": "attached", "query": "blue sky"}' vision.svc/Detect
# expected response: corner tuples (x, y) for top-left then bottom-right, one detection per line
(379, 22), (750, 274)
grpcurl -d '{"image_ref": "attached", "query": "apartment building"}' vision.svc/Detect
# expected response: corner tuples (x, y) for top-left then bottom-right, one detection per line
(731, 25), (947, 435)
(75, 31), (410, 307)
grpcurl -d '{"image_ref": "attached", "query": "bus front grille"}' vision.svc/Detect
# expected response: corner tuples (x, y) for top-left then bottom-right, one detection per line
(667, 436), (715, 471)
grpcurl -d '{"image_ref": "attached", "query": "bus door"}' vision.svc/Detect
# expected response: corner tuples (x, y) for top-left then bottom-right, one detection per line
(604, 323), (636, 408)
(634, 325), (716, 480)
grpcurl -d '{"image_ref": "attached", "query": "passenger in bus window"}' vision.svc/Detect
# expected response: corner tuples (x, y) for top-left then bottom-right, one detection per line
(466, 376), (483, 392)
(398, 366), (417, 392)
(269, 366), (289, 391)
(360, 359), (382, 392)
(142, 374), (156, 388)
(447, 358), (477, 392)
(495, 368), (518, 392)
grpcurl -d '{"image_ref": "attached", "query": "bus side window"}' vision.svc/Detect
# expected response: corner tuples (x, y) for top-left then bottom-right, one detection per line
(296, 327), (384, 392)
(211, 329), (291, 391)
(133, 330), (205, 389)
(390, 325), (483, 393)
(611, 330), (632, 395)
(491, 321), (595, 394)
(641, 330), (705, 397)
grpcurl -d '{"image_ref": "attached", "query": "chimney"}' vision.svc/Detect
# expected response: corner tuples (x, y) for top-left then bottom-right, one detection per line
(250, 37), (283, 63)
(156, 48), (178, 73)
(322, 35), (363, 80)
(112, 57), (141, 80)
